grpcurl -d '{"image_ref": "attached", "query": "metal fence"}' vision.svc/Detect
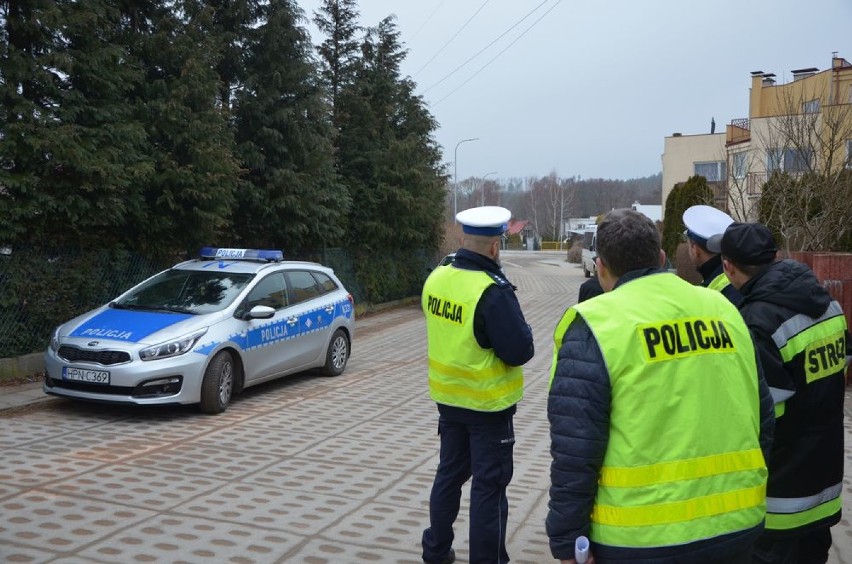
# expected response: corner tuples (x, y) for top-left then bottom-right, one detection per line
(0, 247), (164, 359)
(0, 246), (437, 360)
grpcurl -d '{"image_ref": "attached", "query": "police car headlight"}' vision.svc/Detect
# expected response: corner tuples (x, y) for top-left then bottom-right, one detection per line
(50, 326), (61, 352)
(139, 329), (208, 361)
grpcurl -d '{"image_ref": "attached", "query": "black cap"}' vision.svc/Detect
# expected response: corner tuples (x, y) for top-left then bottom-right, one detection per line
(706, 222), (778, 266)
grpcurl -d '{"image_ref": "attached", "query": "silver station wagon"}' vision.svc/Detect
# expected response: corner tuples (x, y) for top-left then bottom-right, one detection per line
(44, 248), (355, 413)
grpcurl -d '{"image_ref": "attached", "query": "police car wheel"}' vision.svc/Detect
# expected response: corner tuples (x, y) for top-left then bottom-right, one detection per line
(200, 350), (234, 414)
(322, 329), (349, 376)
(583, 266), (591, 278)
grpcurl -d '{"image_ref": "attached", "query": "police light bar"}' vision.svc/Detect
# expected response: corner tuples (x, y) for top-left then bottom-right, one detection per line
(199, 247), (284, 262)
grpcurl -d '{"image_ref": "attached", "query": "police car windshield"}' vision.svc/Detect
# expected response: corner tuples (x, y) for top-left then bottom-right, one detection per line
(113, 269), (254, 315)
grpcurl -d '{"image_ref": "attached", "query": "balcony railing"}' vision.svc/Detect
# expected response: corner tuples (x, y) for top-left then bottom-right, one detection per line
(727, 118), (751, 145)
(746, 172), (768, 196)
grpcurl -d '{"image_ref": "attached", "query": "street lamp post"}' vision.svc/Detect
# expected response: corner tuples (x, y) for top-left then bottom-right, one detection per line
(480, 171), (498, 206)
(453, 138), (479, 219)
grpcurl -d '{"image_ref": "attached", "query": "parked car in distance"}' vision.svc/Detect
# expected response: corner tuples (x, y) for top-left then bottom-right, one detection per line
(44, 248), (355, 414)
(581, 226), (597, 278)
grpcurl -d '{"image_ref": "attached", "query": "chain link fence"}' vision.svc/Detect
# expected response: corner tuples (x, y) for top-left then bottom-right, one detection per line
(0, 247), (165, 359)
(0, 246), (439, 361)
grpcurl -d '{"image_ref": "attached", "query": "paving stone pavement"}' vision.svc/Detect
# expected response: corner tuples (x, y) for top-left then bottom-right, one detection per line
(0, 250), (851, 563)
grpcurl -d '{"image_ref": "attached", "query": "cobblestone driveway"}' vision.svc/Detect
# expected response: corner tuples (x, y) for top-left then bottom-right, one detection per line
(2, 251), (850, 563)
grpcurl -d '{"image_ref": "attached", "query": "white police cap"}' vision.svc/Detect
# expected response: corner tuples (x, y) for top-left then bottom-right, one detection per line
(456, 205), (511, 236)
(682, 205), (734, 247)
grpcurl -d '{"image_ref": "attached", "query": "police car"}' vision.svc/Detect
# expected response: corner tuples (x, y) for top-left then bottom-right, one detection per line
(44, 248), (355, 414)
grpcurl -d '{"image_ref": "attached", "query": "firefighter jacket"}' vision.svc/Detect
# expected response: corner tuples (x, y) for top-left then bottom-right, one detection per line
(738, 259), (847, 536)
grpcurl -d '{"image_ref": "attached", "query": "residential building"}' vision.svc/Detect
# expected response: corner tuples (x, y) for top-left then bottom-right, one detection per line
(661, 132), (727, 217)
(661, 54), (852, 221)
(724, 55), (852, 220)
(631, 201), (662, 224)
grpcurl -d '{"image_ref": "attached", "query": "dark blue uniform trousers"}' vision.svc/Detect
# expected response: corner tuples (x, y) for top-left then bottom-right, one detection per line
(422, 404), (515, 564)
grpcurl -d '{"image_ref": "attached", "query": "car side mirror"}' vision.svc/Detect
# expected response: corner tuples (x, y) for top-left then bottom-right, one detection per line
(246, 305), (275, 320)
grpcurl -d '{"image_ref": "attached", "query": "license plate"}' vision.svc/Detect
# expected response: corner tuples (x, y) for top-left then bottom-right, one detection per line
(62, 367), (110, 384)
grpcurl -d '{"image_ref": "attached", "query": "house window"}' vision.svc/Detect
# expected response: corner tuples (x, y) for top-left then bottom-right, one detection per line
(767, 149), (783, 173)
(732, 152), (748, 179)
(694, 161), (726, 181)
(767, 148), (811, 173)
(803, 99), (820, 114)
(783, 148), (811, 173)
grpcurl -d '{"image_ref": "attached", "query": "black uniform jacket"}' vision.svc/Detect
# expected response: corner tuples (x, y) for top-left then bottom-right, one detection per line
(739, 259), (847, 536)
(699, 253), (743, 307)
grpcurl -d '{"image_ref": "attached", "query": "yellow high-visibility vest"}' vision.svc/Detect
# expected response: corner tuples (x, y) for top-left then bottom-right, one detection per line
(707, 272), (731, 292)
(550, 272), (767, 548)
(423, 266), (523, 412)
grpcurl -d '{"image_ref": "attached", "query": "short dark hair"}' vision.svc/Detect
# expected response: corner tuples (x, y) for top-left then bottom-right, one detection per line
(722, 258), (773, 279)
(597, 209), (660, 278)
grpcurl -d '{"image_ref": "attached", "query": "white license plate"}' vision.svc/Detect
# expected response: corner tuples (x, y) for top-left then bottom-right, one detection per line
(62, 367), (110, 384)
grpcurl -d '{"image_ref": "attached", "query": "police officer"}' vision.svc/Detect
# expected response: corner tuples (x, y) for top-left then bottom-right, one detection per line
(708, 223), (848, 564)
(578, 275), (603, 303)
(682, 204), (743, 306)
(421, 206), (535, 564)
(547, 209), (774, 563)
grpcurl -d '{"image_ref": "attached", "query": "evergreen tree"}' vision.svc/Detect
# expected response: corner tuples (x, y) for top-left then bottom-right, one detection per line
(233, 0), (347, 253)
(661, 175), (713, 264)
(0, 0), (157, 248)
(186, 0), (261, 113)
(313, 0), (361, 130)
(125, 2), (239, 258)
(0, 0), (63, 245)
(338, 16), (445, 253)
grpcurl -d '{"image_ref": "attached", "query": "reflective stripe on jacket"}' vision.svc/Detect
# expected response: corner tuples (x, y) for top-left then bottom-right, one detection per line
(707, 272), (731, 292)
(424, 266), (523, 412)
(764, 299), (846, 531)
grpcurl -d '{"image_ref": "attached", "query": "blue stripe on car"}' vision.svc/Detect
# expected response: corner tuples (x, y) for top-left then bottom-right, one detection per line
(70, 309), (192, 343)
(192, 298), (351, 355)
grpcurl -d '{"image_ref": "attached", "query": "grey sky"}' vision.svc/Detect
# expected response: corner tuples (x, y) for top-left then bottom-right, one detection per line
(298, 0), (852, 181)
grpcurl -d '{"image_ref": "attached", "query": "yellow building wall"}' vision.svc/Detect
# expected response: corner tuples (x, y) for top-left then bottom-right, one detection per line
(750, 60), (852, 119)
(661, 133), (727, 218)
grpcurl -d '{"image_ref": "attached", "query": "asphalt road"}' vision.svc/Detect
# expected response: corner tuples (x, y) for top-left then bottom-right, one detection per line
(2, 250), (850, 563)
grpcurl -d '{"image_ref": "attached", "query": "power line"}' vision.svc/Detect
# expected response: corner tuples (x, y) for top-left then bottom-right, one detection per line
(431, 0), (562, 107)
(410, 0), (446, 42)
(413, 0), (491, 77)
(422, 0), (550, 94)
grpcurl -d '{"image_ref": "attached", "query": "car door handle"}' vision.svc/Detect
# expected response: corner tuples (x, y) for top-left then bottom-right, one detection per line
(325, 305), (334, 314)
(286, 317), (298, 326)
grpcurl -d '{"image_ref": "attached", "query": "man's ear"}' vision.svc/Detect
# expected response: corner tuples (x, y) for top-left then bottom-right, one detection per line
(596, 257), (616, 292)
(659, 249), (667, 268)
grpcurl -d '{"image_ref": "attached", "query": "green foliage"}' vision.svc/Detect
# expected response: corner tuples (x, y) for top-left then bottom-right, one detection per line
(126, 5), (240, 259)
(0, 246), (165, 358)
(351, 248), (433, 304)
(0, 0), (149, 247)
(662, 175), (713, 265)
(336, 16), (446, 255)
(233, 0), (349, 253)
(0, 0), (456, 359)
(314, 0), (361, 125)
(758, 170), (852, 252)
